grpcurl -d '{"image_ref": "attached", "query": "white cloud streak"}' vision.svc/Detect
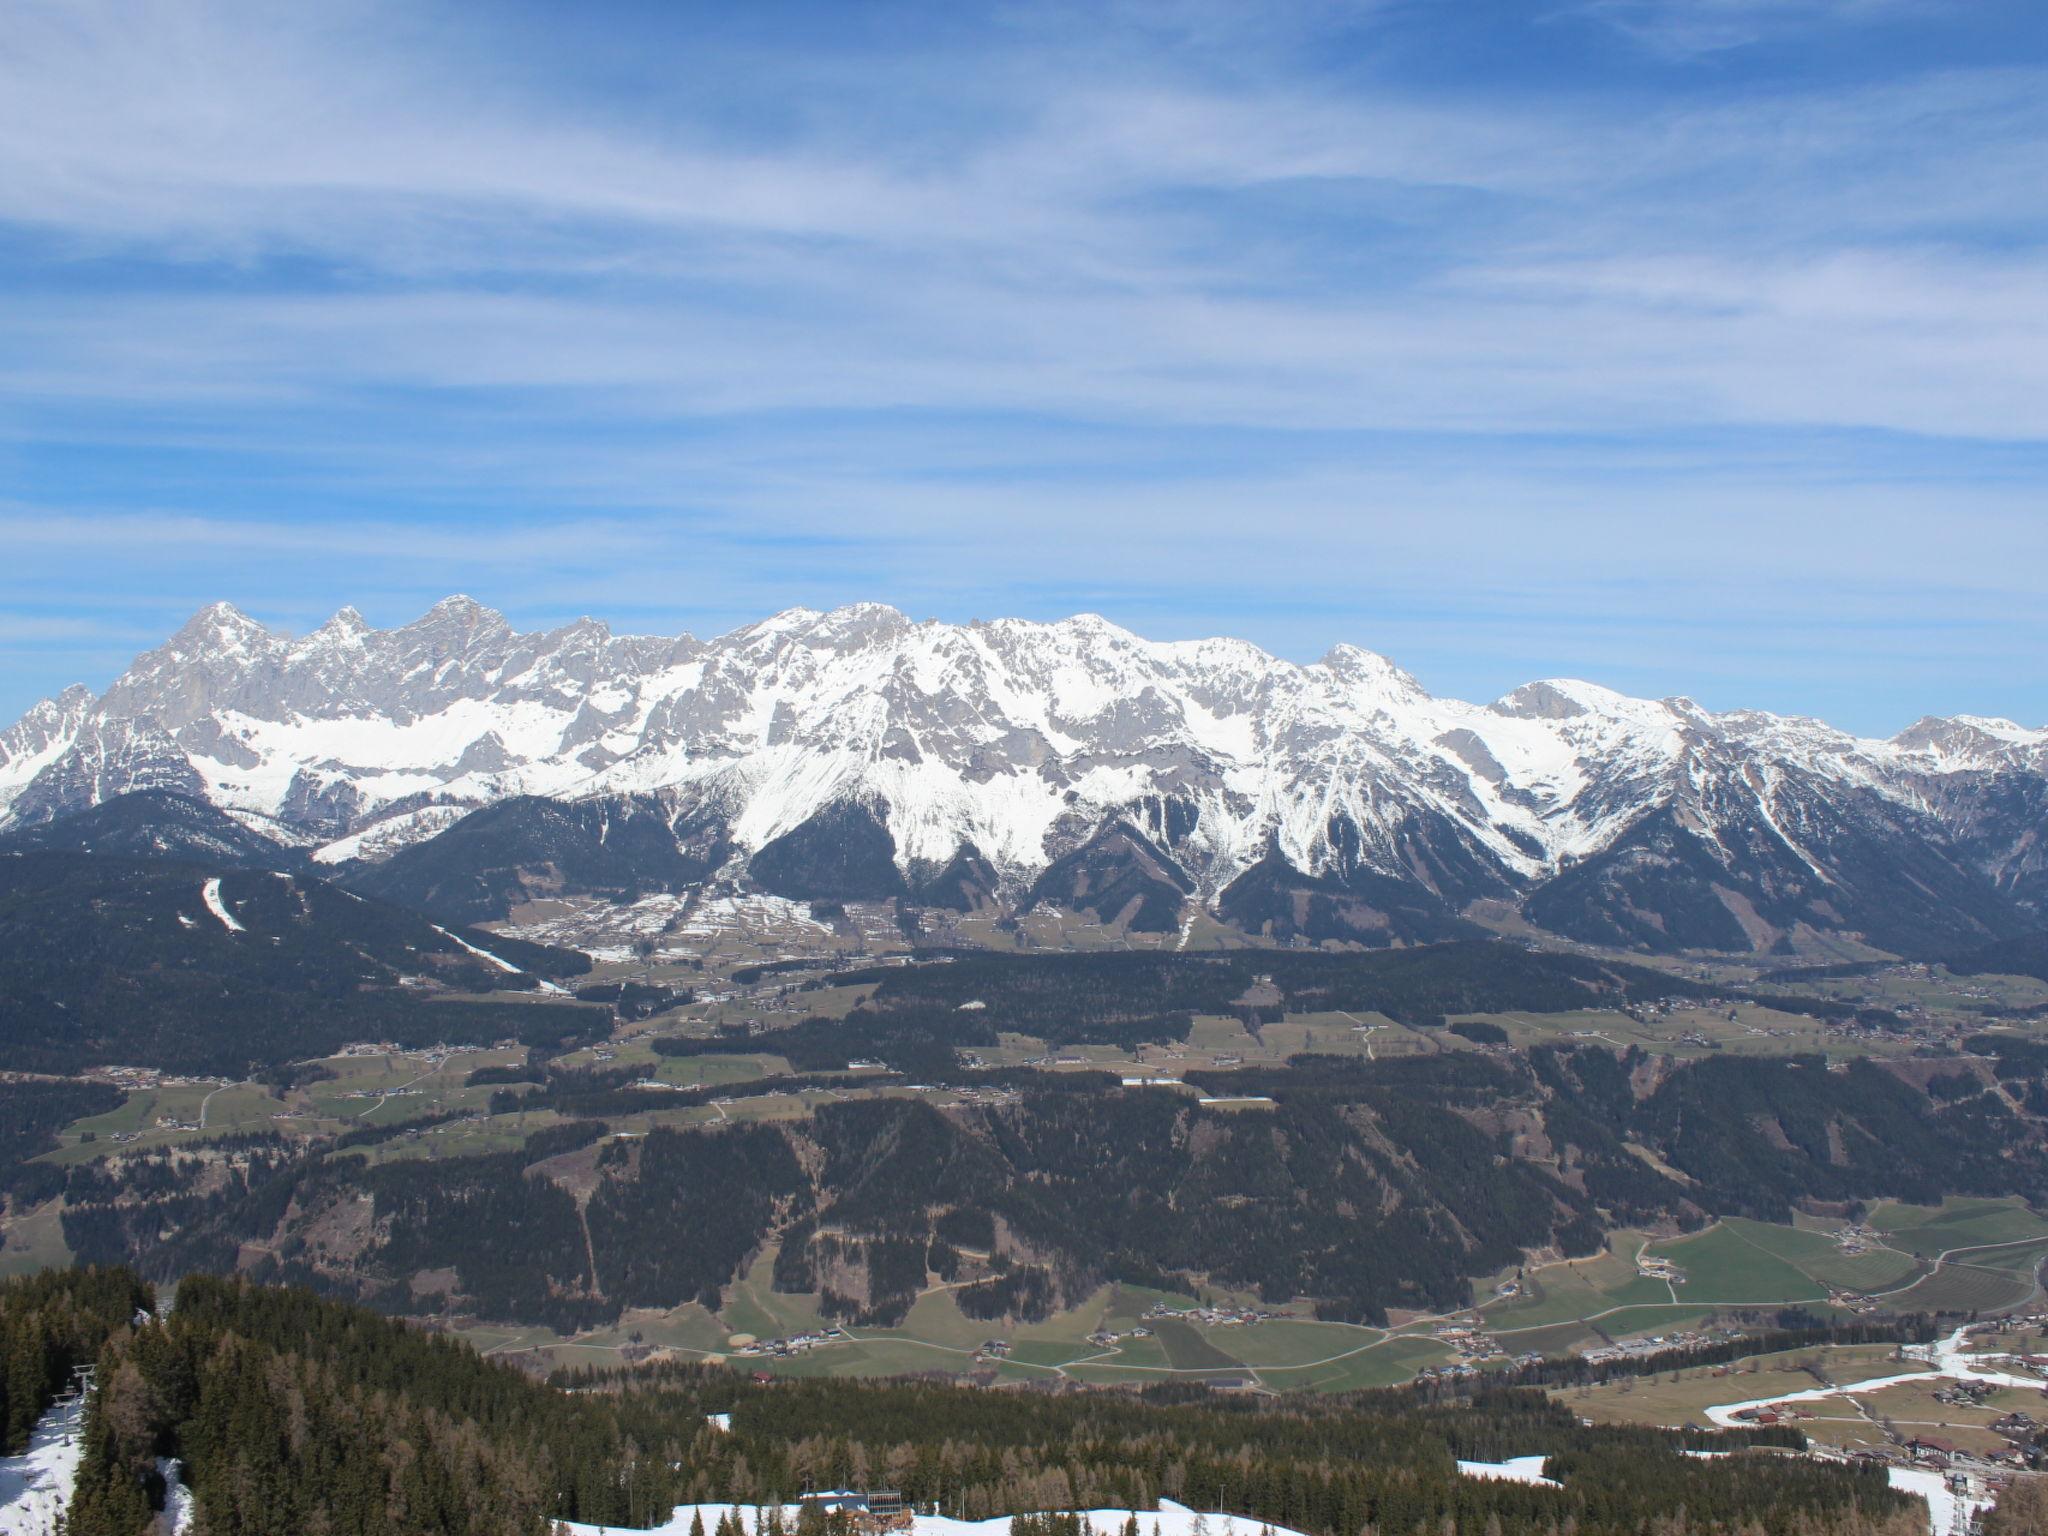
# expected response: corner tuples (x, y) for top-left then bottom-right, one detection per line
(0, 0), (2041, 727)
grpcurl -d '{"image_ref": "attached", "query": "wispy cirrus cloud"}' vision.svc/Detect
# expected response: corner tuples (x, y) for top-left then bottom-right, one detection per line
(1563, 0), (1937, 56)
(0, 0), (2042, 730)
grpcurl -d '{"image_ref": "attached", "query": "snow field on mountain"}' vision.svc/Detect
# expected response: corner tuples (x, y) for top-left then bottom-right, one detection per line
(4, 598), (2044, 915)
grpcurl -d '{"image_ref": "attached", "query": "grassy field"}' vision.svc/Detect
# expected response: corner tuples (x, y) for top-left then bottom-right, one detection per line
(51, 1080), (293, 1159)
(1472, 1198), (2048, 1350)
(1480, 1235), (1676, 1331)
(1448, 1002), (1928, 1063)
(0, 1197), (71, 1280)
(652, 1052), (793, 1087)
(1563, 1342), (1917, 1434)
(1644, 1223), (1832, 1306)
(1714, 1218), (1924, 1293)
(1866, 1198), (2048, 1255)
(1267, 1334), (1456, 1392)
(720, 1245), (830, 1342)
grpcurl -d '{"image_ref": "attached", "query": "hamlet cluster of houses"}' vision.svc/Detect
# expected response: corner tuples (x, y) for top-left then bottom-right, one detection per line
(1145, 1302), (1275, 1327)
(734, 1328), (842, 1359)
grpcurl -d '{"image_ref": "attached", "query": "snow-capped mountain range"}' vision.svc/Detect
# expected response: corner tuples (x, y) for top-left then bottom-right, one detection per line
(3, 597), (2044, 956)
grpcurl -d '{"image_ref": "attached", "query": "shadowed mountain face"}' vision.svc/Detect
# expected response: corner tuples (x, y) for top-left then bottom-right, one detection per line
(909, 841), (1002, 912)
(0, 790), (296, 868)
(342, 793), (729, 925)
(1217, 847), (1483, 948)
(0, 851), (594, 1075)
(1943, 930), (2048, 986)
(1026, 821), (1192, 932)
(749, 800), (908, 901)
(3, 598), (2043, 954)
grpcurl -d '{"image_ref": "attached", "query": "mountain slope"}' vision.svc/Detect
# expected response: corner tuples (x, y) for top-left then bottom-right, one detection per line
(343, 792), (728, 924)
(3, 598), (2042, 955)
(1216, 846), (1482, 947)
(748, 799), (908, 901)
(0, 851), (596, 1074)
(0, 789), (297, 867)
(908, 840), (1002, 911)
(1026, 820), (1192, 931)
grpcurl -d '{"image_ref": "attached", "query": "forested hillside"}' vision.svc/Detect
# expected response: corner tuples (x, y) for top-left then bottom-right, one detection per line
(52, 1043), (2048, 1333)
(0, 850), (599, 1073)
(50, 1274), (1920, 1536)
(650, 944), (1710, 1077)
(0, 1267), (152, 1458)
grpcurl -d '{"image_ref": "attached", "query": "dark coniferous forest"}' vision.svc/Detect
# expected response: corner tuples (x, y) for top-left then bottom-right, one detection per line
(11, 1271), (1926, 1536)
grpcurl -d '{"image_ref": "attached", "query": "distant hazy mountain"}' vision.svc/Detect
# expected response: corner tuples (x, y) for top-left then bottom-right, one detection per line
(3, 597), (2043, 955)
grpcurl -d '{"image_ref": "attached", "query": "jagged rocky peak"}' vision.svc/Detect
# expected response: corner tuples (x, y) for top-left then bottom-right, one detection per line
(1489, 678), (1644, 722)
(1893, 714), (2048, 762)
(1318, 642), (1427, 700)
(407, 592), (512, 640)
(171, 599), (274, 652)
(803, 601), (915, 645)
(307, 605), (371, 643)
(7, 682), (93, 736)
(4, 596), (2045, 955)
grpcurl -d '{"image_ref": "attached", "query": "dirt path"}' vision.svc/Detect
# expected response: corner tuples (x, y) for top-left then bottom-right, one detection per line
(580, 1203), (604, 1301)
(1863, 1233), (2048, 1303)
(1336, 1012), (1381, 1060)
(357, 1067), (430, 1120)
(197, 1082), (234, 1128)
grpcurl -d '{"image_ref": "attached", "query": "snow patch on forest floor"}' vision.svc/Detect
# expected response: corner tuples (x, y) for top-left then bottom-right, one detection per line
(0, 1387), (87, 1536)
(201, 875), (244, 932)
(1454, 1456), (1560, 1489)
(562, 1498), (1312, 1536)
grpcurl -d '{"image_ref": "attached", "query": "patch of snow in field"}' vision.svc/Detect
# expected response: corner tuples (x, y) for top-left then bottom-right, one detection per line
(675, 895), (833, 938)
(1703, 1371), (1942, 1427)
(563, 1499), (1312, 1536)
(1454, 1456), (1561, 1490)
(200, 876), (245, 933)
(1703, 1326), (2048, 1430)
(0, 1388), (87, 1536)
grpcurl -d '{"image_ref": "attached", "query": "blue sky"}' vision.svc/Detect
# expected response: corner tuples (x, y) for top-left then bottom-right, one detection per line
(1, 0), (2044, 733)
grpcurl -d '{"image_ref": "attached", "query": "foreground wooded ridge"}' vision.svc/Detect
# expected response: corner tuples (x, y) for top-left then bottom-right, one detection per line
(7, 1269), (1941, 1536)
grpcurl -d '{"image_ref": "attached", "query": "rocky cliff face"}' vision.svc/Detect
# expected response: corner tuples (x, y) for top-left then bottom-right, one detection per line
(3, 597), (2042, 953)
